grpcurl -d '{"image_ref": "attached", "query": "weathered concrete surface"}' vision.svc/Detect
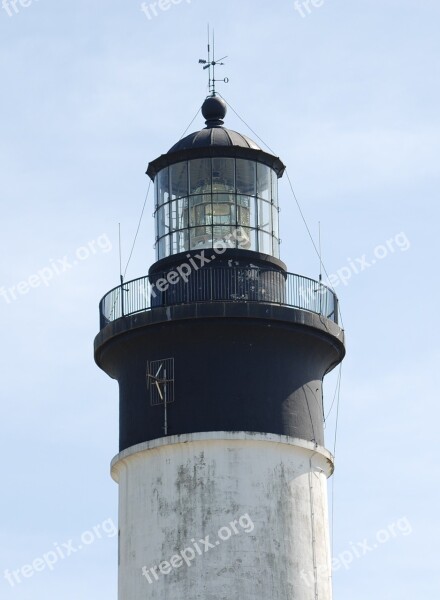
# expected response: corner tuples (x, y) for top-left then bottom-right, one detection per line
(112, 432), (333, 600)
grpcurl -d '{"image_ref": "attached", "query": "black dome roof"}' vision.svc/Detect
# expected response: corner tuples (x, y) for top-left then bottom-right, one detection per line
(169, 95), (261, 153)
(169, 127), (262, 153)
(146, 95), (286, 180)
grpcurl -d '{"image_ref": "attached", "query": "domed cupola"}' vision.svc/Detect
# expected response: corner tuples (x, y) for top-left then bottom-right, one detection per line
(168, 96), (262, 152)
(147, 95), (285, 262)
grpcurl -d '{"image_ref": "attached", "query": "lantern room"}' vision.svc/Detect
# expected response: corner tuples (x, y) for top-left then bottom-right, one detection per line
(147, 95), (286, 261)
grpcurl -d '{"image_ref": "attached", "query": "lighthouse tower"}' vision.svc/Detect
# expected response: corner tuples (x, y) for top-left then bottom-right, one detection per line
(94, 93), (345, 599)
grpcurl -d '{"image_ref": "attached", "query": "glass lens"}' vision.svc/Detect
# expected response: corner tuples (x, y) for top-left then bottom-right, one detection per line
(258, 231), (272, 254)
(157, 168), (169, 206)
(257, 163), (271, 200)
(190, 159), (211, 194)
(213, 158), (235, 192)
(271, 170), (278, 206)
(236, 159), (256, 196)
(170, 162), (188, 199)
(258, 199), (272, 233)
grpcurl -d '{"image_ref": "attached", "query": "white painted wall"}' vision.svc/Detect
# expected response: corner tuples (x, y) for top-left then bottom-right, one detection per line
(111, 432), (334, 600)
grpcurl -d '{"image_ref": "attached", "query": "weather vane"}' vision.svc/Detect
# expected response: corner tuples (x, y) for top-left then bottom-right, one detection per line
(198, 26), (229, 96)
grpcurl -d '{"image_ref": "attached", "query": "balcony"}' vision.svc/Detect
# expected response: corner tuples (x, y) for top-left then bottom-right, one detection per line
(99, 266), (339, 330)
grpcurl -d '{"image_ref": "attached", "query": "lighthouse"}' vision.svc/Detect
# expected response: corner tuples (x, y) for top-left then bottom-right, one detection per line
(94, 91), (345, 599)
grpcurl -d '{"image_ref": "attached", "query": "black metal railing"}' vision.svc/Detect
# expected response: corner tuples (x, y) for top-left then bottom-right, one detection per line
(99, 266), (338, 329)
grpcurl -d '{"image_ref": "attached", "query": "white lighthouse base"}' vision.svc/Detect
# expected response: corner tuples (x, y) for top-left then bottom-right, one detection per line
(111, 432), (334, 600)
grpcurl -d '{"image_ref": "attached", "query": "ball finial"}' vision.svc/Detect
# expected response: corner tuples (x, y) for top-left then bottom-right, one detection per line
(202, 95), (227, 127)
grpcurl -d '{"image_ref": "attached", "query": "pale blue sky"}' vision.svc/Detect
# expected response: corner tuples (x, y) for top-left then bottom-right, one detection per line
(0, 1), (438, 598)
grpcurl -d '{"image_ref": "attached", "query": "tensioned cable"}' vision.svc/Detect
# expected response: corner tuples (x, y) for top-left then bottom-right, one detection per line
(325, 363), (343, 423)
(113, 104), (201, 307)
(108, 181), (152, 320)
(331, 471), (336, 559)
(178, 107), (202, 141)
(123, 103), (201, 279)
(286, 172), (344, 329)
(330, 363), (342, 559)
(122, 103), (201, 279)
(123, 180), (152, 278)
(332, 363), (342, 458)
(219, 93), (344, 329)
(219, 93), (278, 155)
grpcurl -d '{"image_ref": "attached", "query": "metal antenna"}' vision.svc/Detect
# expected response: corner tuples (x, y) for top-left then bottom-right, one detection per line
(318, 221), (323, 283)
(118, 222), (124, 288)
(198, 26), (229, 96)
(163, 366), (168, 435)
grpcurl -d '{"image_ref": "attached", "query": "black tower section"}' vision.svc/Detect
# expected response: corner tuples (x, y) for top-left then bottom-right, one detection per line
(95, 95), (345, 453)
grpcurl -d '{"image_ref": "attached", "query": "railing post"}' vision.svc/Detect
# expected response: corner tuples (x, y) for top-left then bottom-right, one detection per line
(120, 275), (125, 318)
